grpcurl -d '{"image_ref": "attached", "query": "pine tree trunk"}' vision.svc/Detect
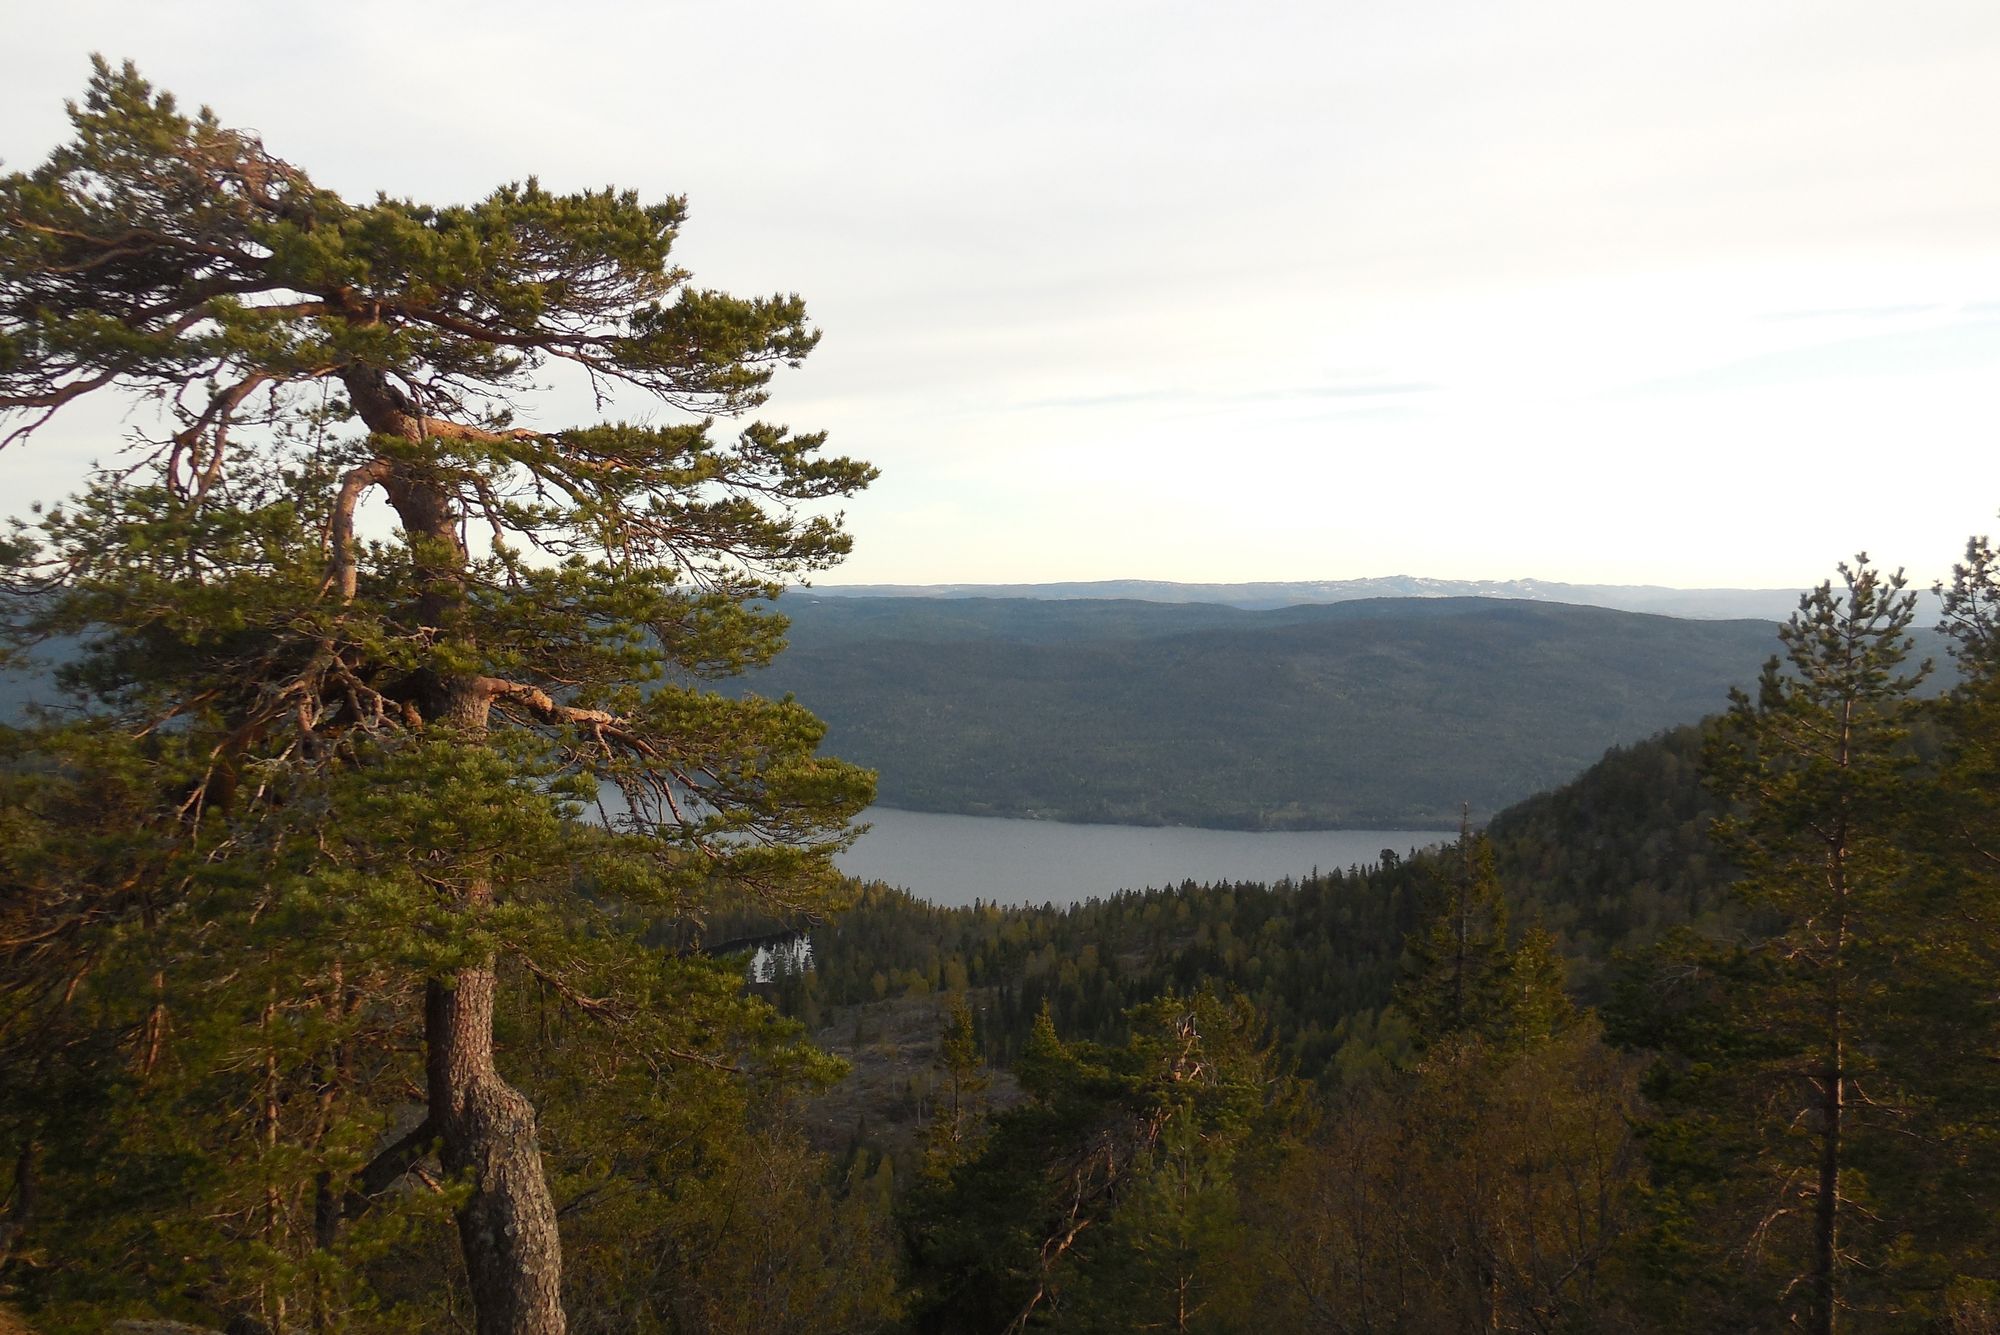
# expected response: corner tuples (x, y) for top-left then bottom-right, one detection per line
(427, 964), (566, 1334)
(1814, 702), (1852, 1335)
(418, 634), (567, 1333)
(344, 370), (568, 1333)
(416, 678), (568, 1334)
(1814, 928), (1845, 1335)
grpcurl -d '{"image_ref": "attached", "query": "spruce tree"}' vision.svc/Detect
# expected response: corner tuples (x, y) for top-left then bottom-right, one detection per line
(1393, 816), (1570, 1055)
(923, 995), (990, 1175)
(1, 60), (873, 1333)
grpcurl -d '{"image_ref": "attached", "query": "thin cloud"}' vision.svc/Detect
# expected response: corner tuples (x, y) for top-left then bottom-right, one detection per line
(1760, 304), (1943, 322)
(1017, 381), (1436, 413)
(1298, 382), (1438, 399)
(1612, 319), (2000, 399)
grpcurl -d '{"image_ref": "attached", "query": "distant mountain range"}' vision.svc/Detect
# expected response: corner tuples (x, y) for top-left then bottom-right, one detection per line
(741, 593), (1944, 830)
(797, 576), (1946, 623)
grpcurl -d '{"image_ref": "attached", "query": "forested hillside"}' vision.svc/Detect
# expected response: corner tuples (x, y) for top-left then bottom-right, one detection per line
(725, 718), (1729, 1091)
(1, 592), (1938, 832)
(710, 557), (2000, 1333)
(744, 593), (1840, 827)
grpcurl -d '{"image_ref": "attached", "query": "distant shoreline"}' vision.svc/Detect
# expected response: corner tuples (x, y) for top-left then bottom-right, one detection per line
(852, 800), (1465, 835)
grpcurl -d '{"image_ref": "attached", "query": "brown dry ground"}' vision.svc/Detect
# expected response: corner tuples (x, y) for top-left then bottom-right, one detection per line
(796, 991), (1020, 1161)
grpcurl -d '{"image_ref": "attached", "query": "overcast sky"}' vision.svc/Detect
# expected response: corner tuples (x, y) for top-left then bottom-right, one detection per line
(6, 1), (1999, 591)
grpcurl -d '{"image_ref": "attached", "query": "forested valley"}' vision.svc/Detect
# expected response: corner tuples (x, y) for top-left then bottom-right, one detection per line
(6, 61), (2000, 1335)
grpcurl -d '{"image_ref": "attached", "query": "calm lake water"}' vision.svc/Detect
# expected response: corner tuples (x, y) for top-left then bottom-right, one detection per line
(834, 807), (1444, 908)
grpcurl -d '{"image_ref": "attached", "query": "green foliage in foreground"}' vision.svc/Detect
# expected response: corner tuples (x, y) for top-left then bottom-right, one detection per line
(0, 726), (900, 1333)
(900, 991), (1290, 1332)
(883, 861), (1646, 1333)
(0, 56), (877, 1334)
(1602, 555), (2000, 1334)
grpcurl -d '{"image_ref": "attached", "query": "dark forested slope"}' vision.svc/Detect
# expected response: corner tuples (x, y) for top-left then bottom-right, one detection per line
(743, 594), (1785, 828)
(1487, 722), (1733, 974)
(718, 722), (1737, 1085)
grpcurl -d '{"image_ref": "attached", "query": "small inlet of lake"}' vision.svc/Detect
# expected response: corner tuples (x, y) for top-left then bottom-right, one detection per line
(834, 807), (1446, 909)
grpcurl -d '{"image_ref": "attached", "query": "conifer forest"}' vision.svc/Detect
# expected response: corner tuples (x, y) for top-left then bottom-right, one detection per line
(5, 62), (2000, 1335)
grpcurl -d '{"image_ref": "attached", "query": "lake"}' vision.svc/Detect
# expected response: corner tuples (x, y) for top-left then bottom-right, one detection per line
(834, 807), (1444, 908)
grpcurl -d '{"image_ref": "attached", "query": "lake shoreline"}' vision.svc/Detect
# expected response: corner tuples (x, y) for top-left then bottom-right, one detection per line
(835, 807), (1446, 908)
(855, 801), (1465, 835)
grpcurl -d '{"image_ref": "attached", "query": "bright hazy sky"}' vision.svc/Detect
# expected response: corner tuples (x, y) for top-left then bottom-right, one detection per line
(6, 1), (2000, 591)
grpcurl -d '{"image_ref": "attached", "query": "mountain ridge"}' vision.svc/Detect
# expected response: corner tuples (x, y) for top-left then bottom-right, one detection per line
(792, 575), (1890, 621)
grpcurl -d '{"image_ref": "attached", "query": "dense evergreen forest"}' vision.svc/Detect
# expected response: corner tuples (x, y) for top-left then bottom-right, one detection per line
(733, 715), (1728, 1088)
(720, 555), (1998, 1335)
(14, 541), (1998, 1331)
(5, 61), (2000, 1335)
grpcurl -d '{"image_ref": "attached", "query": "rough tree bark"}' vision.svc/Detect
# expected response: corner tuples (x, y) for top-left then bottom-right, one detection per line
(426, 964), (565, 1334)
(344, 366), (566, 1334)
(2, 75), (875, 1325)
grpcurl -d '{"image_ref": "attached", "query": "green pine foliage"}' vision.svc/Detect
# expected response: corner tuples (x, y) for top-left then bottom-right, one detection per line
(736, 866), (1428, 1085)
(921, 996), (990, 1176)
(1261, 1022), (1644, 1333)
(0, 59), (877, 1332)
(1608, 556), (2000, 1332)
(899, 991), (1290, 1332)
(1485, 721), (1740, 985)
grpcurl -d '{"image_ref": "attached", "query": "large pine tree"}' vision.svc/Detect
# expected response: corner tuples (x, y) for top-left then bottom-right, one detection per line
(1, 60), (873, 1333)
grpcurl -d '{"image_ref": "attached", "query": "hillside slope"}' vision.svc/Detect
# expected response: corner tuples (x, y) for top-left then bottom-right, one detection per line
(742, 594), (1800, 828)
(744, 722), (1738, 1087)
